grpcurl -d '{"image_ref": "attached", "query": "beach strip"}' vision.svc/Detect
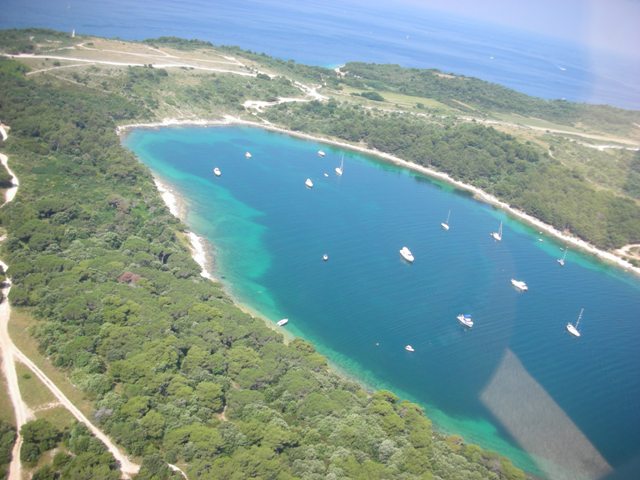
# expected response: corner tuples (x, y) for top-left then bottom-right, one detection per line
(152, 177), (217, 281)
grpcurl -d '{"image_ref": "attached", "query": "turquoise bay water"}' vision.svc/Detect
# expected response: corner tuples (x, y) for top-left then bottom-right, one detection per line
(125, 126), (640, 479)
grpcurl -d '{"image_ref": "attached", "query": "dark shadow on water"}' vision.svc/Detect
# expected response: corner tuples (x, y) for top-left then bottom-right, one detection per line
(481, 349), (611, 480)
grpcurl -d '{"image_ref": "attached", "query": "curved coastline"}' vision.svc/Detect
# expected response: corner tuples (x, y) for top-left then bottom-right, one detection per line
(149, 173), (388, 382)
(137, 170), (541, 472)
(120, 119), (632, 477)
(118, 116), (640, 278)
(152, 177), (218, 282)
(151, 174), (300, 342)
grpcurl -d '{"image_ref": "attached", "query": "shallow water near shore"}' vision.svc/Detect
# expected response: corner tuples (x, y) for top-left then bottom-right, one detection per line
(124, 125), (640, 479)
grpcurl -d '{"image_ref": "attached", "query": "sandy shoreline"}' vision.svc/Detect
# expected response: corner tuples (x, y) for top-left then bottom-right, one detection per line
(152, 177), (217, 282)
(120, 116), (640, 278)
(151, 174), (297, 338)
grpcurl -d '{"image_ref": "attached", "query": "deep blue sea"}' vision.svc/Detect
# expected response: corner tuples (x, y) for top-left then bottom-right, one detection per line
(124, 126), (640, 480)
(1, 0), (639, 109)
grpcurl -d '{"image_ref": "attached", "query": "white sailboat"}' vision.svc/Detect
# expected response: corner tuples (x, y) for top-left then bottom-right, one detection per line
(245, 151), (252, 159)
(213, 167), (222, 177)
(557, 248), (568, 266)
(305, 178), (314, 188)
(457, 314), (474, 328)
(318, 150), (326, 157)
(399, 246), (414, 263)
(277, 318), (289, 327)
(405, 345), (415, 352)
(566, 308), (583, 337)
(441, 210), (451, 230)
(511, 279), (528, 291)
(335, 155), (344, 176)
(491, 221), (503, 242)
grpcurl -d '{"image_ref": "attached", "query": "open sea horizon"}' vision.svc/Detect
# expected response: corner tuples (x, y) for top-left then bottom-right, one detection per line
(124, 125), (640, 480)
(1, 0), (639, 109)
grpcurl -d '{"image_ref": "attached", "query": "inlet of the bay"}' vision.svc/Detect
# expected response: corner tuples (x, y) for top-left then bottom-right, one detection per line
(124, 125), (640, 480)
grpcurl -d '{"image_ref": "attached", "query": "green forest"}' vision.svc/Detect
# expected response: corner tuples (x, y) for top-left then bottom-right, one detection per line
(0, 420), (16, 478)
(0, 53), (526, 479)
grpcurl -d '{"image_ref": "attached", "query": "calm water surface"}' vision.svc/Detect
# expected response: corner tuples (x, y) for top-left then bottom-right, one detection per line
(124, 126), (640, 479)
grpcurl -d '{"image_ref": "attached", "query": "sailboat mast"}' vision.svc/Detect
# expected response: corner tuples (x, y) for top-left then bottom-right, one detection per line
(446, 210), (451, 223)
(576, 308), (584, 328)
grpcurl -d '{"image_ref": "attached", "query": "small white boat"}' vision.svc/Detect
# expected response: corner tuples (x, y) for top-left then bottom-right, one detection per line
(491, 221), (503, 242)
(305, 178), (314, 188)
(213, 167), (222, 177)
(323, 172), (329, 177)
(511, 279), (528, 291)
(277, 318), (289, 327)
(318, 150), (326, 157)
(441, 209), (451, 231)
(405, 345), (415, 352)
(322, 254), (329, 261)
(566, 308), (583, 337)
(457, 314), (474, 328)
(335, 155), (344, 176)
(245, 151), (252, 159)
(558, 248), (568, 266)
(399, 246), (414, 263)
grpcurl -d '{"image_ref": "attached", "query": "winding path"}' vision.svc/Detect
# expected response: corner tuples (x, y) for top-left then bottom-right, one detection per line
(0, 126), (141, 479)
(8, 41), (325, 105)
(10, 53), (255, 77)
(0, 125), (29, 480)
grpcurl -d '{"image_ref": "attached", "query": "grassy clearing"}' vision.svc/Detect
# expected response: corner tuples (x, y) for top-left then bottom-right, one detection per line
(16, 362), (56, 409)
(8, 308), (95, 418)
(0, 359), (16, 424)
(337, 85), (454, 112)
(547, 136), (640, 201)
(30, 36), (250, 74)
(376, 90), (453, 111)
(36, 406), (75, 430)
(491, 112), (585, 132)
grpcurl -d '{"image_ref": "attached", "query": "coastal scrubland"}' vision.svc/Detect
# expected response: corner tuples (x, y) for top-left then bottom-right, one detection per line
(1, 27), (639, 478)
(338, 62), (640, 140)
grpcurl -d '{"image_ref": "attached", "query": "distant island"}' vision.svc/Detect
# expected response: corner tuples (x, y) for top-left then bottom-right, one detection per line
(1, 28), (639, 479)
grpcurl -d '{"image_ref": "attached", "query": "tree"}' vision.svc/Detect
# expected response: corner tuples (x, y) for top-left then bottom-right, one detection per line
(136, 453), (182, 480)
(0, 420), (16, 478)
(20, 419), (61, 465)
